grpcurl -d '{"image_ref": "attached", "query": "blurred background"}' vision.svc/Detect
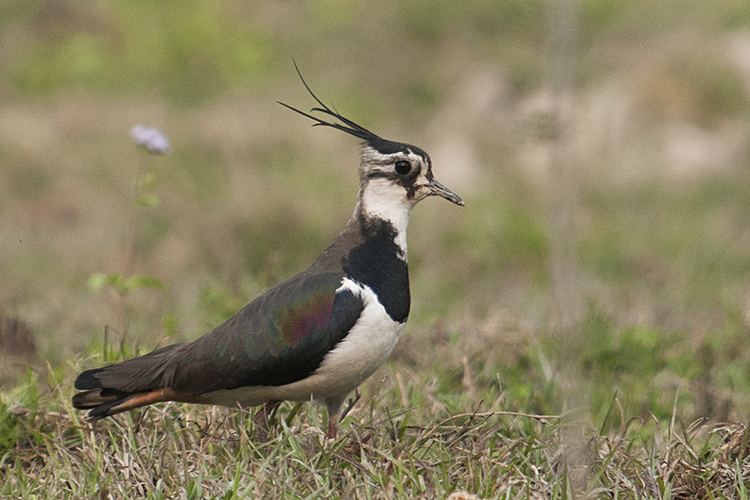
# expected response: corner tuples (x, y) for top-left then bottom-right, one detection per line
(1, 0), (749, 424)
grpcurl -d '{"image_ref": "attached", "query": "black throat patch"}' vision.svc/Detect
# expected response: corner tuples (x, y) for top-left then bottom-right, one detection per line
(342, 217), (410, 323)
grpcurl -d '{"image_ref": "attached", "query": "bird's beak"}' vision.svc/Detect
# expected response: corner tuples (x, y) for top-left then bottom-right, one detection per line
(428, 178), (464, 206)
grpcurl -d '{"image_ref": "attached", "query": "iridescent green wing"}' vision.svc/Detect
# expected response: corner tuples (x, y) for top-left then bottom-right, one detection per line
(172, 272), (364, 394)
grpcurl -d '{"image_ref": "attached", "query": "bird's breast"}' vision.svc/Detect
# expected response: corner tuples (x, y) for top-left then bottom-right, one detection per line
(311, 278), (404, 387)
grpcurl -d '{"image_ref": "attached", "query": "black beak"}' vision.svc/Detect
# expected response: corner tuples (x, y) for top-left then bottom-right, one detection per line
(428, 178), (464, 206)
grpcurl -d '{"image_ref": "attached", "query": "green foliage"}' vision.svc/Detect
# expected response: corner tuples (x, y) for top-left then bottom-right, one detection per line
(88, 273), (164, 296)
(6, 1), (277, 102)
(443, 193), (549, 284)
(0, 371), (39, 455)
(196, 284), (247, 331)
(0, 400), (22, 455)
(5, 162), (51, 199)
(572, 308), (674, 421)
(233, 213), (330, 286)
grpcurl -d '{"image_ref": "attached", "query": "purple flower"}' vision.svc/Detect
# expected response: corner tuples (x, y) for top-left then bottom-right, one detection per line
(130, 125), (170, 154)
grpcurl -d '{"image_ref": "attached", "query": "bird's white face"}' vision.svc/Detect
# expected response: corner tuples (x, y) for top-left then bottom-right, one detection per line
(359, 145), (463, 211)
(357, 145), (463, 254)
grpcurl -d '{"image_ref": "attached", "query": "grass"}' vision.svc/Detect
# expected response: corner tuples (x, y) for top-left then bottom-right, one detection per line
(4, 296), (750, 497)
(2, 346), (750, 498)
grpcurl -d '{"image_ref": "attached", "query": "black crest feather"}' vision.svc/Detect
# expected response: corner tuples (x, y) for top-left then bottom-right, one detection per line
(279, 61), (430, 158)
(278, 61), (389, 145)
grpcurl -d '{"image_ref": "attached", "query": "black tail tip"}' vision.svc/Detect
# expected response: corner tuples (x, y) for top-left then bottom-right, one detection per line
(86, 401), (121, 420)
(74, 368), (104, 390)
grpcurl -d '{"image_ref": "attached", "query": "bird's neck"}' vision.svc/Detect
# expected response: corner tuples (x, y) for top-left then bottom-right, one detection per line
(353, 181), (412, 258)
(307, 182), (412, 276)
(307, 185), (412, 322)
(344, 193), (412, 322)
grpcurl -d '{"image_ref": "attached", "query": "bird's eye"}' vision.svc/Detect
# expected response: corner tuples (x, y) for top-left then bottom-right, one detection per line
(395, 160), (411, 175)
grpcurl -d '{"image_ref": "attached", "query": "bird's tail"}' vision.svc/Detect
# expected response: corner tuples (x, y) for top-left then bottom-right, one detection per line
(72, 386), (175, 420)
(72, 343), (185, 420)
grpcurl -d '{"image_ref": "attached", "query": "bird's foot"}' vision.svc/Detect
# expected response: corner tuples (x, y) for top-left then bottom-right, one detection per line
(324, 389), (361, 439)
(326, 418), (338, 440)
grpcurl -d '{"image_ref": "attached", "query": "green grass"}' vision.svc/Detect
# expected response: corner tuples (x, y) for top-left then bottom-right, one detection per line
(2, 341), (750, 498)
(4, 291), (750, 497)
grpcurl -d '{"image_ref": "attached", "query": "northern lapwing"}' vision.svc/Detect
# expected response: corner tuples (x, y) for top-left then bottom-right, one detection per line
(72, 68), (464, 438)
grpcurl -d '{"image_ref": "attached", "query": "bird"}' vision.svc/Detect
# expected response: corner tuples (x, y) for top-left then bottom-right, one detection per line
(72, 66), (464, 439)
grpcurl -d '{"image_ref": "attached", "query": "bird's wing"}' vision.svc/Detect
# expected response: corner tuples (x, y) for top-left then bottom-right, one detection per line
(167, 271), (364, 395)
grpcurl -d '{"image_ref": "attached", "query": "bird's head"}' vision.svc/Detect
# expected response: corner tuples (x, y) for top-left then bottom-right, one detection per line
(279, 64), (464, 223)
(357, 138), (463, 208)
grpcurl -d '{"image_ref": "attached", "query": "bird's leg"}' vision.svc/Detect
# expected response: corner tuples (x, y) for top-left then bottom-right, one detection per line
(325, 395), (346, 440)
(253, 400), (281, 438)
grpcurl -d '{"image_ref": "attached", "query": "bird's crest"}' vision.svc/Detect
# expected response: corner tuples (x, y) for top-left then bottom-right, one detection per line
(279, 61), (397, 152)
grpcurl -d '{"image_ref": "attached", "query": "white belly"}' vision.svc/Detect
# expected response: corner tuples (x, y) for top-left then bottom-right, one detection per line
(198, 279), (404, 407)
